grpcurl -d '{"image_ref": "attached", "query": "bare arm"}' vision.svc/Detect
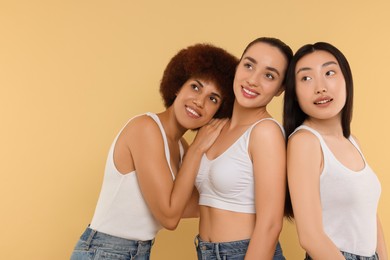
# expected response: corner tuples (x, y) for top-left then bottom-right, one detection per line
(245, 121), (286, 260)
(181, 188), (200, 218)
(287, 131), (344, 259)
(130, 117), (227, 230)
(177, 138), (200, 219)
(377, 216), (388, 260)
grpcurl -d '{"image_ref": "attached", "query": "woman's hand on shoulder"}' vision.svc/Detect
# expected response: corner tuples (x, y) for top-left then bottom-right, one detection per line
(190, 118), (228, 154)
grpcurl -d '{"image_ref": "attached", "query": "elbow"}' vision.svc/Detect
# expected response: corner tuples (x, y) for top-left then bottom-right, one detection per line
(161, 221), (179, 231)
(270, 216), (284, 235)
(298, 237), (310, 252)
(155, 203), (187, 230)
(271, 222), (283, 239)
(159, 216), (180, 231)
(257, 219), (283, 239)
(297, 231), (317, 252)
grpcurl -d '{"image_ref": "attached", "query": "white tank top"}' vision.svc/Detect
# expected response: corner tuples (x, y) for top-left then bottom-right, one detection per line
(291, 125), (381, 256)
(90, 113), (184, 240)
(195, 118), (284, 213)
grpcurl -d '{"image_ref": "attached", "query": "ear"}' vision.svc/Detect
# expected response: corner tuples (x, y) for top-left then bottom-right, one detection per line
(275, 85), (285, 97)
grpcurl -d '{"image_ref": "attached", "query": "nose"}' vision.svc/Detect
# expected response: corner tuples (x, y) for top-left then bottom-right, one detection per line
(315, 80), (327, 94)
(315, 86), (327, 94)
(192, 98), (204, 108)
(247, 73), (260, 87)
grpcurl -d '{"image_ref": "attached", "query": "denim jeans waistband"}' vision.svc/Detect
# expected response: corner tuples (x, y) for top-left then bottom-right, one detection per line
(195, 235), (285, 260)
(195, 235), (250, 254)
(305, 251), (378, 260)
(80, 227), (153, 254)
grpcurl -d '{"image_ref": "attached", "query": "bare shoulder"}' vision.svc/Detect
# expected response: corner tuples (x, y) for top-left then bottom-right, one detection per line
(250, 119), (284, 140)
(249, 119), (285, 156)
(127, 114), (158, 129)
(288, 129), (322, 162)
(124, 115), (159, 133)
(288, 128), (319, 148)
(120, 115), (163, 144)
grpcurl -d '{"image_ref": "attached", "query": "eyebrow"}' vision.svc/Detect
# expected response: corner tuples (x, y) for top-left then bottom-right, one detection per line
(296, 61), (338, 74)
(195, 79), (222, 99)
(243, 56), (281, 76)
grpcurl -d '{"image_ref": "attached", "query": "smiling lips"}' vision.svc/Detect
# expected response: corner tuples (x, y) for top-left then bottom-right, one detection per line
(185, 105), (201, 118)
(242, 86), (259, 98)
(314, 97), (333, 105)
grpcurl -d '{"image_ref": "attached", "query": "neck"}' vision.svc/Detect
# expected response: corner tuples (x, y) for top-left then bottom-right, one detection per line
(156, 108), (187, 142)
(229, 100), (271, 128)
(304, 116), (344, 137)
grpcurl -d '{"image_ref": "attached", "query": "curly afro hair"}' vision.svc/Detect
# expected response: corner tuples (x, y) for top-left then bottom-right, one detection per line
(160, 43), (238, 118)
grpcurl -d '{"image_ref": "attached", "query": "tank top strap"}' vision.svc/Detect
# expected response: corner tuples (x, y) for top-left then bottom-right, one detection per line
(347, 135), (367, 162)
(178, 140), (184, 167)
(291, 125), (320, 140)
(146, 112), (176, 180)
(291, 124), (335, 160)
(249, 118), (285, 137)
(293, 127), (364, 162)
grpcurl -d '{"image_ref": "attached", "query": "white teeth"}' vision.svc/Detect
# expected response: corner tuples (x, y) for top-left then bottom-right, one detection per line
(186, 107), (200, 117)
(243, 87), (257, 96)
(315, 99), (331, 104)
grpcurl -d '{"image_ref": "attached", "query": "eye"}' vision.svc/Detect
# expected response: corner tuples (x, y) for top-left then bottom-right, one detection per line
(191, 83), (200, 91)
(326, 70), (335, 76)
(243, 62), (253, 70)
(209, 96), (219, 104)
(301, 76), (312, 82)
(265, 73), (275, 80)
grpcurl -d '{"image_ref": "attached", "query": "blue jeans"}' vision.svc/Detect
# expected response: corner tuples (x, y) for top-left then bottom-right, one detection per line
(70, 227), (153, 260)
(305, 251), (379, 260)
(195, 235), (285, 260)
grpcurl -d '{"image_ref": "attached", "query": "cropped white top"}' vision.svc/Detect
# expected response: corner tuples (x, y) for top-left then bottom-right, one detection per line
(195, 118), (284, 214)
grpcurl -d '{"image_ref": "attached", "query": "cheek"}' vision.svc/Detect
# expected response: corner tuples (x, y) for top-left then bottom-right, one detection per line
(202, 103), (220, 119)
(233, 77), (241, 89)
(295, 87), (306, 102)
(296, 90), (311, 109)
(262, 77), (282, 90)
(208, 103), (221, 115)
(340, 84), (347, 100)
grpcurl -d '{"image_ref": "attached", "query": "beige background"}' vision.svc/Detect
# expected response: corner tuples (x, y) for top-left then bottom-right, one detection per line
(1, 1), (389, 259)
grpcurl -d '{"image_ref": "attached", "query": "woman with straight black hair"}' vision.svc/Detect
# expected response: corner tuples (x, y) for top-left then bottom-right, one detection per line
(284, 42), (387, 260)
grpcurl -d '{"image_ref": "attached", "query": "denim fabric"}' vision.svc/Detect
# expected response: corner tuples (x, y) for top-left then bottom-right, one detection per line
(195, 235), (285, 260)
(70, 227), (153, 260)
(305, 251), (379, 260)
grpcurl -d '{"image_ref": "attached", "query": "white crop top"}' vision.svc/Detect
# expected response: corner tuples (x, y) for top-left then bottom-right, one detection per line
(195, 118), (284, 214)
(90, 113), (184, 240)
(291, 125), (381, 256)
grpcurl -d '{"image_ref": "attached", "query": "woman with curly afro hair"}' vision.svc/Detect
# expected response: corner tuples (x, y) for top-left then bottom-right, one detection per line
(71, 43), (238, 260)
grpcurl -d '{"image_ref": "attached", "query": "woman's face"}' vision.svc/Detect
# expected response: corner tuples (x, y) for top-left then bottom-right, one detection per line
(233, 42), (288, 109)
(173, 78), (222, 129)
(295, 50), (346, 121)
